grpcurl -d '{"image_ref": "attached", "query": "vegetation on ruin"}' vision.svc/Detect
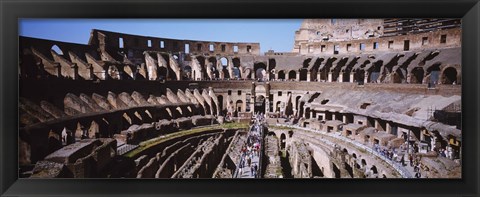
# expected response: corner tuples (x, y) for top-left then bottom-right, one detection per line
(124, 123), (248, 158)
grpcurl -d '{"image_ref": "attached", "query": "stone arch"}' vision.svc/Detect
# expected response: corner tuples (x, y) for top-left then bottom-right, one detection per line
(410, 67), (424, 84)
(217, 95), (224, 115)
(158, 67), (168, 80)
(235, 100), (243, 113)
(277, 70), (285, 80)
(426, 63), (442, 84)
(368, 60), (383, 83)
(193, 55), (206, 80)
(254, 95), (266, 113)
(441, 66), (458, 84)
(288, 70), (297, 81)
(183, 65), (192, 80)
(299, 69), (308, 81)
(254, 62), (267, 81)
(354, 69), (365, 83)
(232, 57), (241, 78)
(220, 57), (230, 79)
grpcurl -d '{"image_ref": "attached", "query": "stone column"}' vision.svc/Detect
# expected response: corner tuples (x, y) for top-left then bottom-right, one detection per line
(317, 72), (321, 82)
(328, 72), (333, 82)
(386, 122), (392, 134)
(350, 72), (355, 83)
(364, 72), (369, 84)
(87, 63), (94, 80)
(338, 72), (343, 82)
(104, 64), (110, 80)
(54, 62), (62, 78)
(296, 72), (300, 81)
(71, 63), (79, 80)
(307, 71), (311, 82)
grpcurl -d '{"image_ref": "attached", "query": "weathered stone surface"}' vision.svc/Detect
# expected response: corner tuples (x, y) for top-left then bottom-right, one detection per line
(79, 93), (102, 112)
(30, 160), (72, 178)
(92, 93), (113, 111)
(64, 93), (94, 114)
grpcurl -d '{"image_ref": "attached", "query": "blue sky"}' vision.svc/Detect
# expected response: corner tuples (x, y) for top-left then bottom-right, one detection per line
(19, 19), (303, 53)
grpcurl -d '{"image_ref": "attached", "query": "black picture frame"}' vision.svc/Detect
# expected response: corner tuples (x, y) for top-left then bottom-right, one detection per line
(1, 0), (479, 196)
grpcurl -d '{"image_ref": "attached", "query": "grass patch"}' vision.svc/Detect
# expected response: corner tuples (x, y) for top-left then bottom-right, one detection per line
(124, 123), (248, 158)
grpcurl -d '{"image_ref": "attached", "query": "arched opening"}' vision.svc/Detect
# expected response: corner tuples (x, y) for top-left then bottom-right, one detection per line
(158, 67), (168, 81)
(442, 67), (457, 84)
(370, 165), (378, 175)
(280, 133), (286, 150)
(208, 57), (218, 79)
(255, 68), (267, 81)
(361, 159), (367, 167)
(355, 70), (365, 83)
(51, 45), (63, 55)
(276, 101), (282, 113)
(217, 95), (223, 115)
(368, 60), (383, 83)
(254, 62), (267, 81)
(232, 57), (241, 79)
(299, 69), (308, 81)
(426, 63), (441, 85)
(236, 100), (243, 113)
(288, 70), (297, 81)
(183, 66), (192, 80)
(268, 58), (276, 79)
(196, 56), (206, 80)
(277, 70), (286, 80)
(254, 95), (266, 113)
(108, 65), (120, 80)
(220, 57), (229, 79)
(410, 67), (424, 84)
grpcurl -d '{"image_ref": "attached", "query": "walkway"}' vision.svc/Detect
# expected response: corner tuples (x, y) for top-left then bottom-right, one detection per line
(234, 115), (264, 178)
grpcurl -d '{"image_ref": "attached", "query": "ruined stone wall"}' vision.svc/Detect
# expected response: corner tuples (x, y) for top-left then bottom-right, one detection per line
(89, 29), (260, 57)
(297, 28), (461, 55)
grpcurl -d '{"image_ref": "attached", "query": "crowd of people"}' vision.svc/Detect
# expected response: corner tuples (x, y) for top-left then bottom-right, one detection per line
(236, 112), (265, 178)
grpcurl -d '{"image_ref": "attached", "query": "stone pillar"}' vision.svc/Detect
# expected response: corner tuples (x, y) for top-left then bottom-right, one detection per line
(343, 115), (347, 124)
(307, 71), (311, 82)
(386, 122), (392, 134)
(71, 63), (79, 80)
(296, 72), (300, 81)
(104, 64), (110, 80)
(87, 63), (94, 80)
(364, 72), (369, 84)
(328, 72), (333, 82)
(317, 72), (321, 82)
(350, 72), (355, 83)
(338, 72), (343, 82)
(54, 62), (62, 78)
